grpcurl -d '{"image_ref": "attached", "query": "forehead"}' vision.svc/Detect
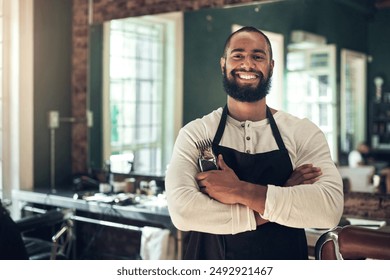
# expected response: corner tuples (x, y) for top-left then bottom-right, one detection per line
(227, 32), (269, 54)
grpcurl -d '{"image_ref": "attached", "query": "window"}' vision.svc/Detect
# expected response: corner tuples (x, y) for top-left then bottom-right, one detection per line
(103, 13), (182, 175)
(340, 49), (367, 153)
(286, 45), (337, 161)
(0, 0), (3, 194)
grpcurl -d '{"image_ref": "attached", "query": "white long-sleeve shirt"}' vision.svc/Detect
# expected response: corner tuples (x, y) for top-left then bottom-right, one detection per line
(165, 107), (343, 235)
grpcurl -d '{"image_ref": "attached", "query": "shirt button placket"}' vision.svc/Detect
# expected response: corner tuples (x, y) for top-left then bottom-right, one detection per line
(245, 122), (251, 154)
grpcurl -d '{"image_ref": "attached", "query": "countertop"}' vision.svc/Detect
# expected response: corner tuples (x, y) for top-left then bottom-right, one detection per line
(12, 187), (174, 233)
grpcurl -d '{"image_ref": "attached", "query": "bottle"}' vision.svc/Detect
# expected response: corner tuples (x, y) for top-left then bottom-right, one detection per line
(105, 160), (114, 193)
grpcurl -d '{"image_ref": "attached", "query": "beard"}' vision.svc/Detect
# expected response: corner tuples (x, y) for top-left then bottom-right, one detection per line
(222, 67), (272, 103)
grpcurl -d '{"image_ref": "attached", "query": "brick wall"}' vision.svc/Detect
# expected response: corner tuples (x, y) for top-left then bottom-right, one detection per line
(344, 193), (390, 223)
(72, 0), (89, 174)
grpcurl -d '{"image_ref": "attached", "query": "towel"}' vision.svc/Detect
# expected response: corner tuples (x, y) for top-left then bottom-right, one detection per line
(140, 226), (176, 260)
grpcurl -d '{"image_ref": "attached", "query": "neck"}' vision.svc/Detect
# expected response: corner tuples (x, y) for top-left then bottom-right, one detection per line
(227, 97), (267, 122)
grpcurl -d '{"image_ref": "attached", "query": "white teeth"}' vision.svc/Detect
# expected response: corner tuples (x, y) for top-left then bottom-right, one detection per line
(238, 73), (257, 80)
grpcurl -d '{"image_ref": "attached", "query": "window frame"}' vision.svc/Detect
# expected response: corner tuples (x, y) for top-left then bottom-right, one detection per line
(102, 13), (183, 175)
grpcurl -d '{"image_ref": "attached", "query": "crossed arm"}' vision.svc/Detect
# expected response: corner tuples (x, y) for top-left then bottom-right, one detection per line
(166, 117), (343, 233)
(196, 154), (322, 225)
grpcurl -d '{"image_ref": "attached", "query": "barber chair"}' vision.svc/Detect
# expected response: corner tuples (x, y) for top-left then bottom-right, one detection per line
(315, 225), (390, 260)
(16, 209), (74, 260)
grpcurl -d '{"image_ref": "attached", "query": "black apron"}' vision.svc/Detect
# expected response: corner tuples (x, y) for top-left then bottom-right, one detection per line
(184, 105), (308, 260)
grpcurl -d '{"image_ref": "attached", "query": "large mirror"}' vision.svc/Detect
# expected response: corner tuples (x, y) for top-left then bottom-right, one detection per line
(87, 0), (390, 194)
(88, 12), (183, 176)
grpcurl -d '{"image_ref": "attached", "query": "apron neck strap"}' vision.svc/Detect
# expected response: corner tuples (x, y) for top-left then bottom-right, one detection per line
(266, 106), (286, 150)
(212, 105), (228, 147)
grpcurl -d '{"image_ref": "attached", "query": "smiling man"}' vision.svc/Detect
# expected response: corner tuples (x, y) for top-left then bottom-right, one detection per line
(222, 29), (273, 104)
(165, 26), (343, 260)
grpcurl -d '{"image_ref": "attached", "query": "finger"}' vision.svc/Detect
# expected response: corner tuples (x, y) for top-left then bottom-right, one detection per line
(197, 176), (207, 189)
(301, 170), (322, 180)
(294, 167), (321, 180)
(195, 172), (207, 180)
(285, 169), (322, 186)
(297, 166), (320, 175)
(288, 168), (308, 182)
(295, 165), (321, 175)
(303, 177), (320, 184)
(217, 154), (229, 170)
(294, 164), (313, 172)
(310, 167), (321, 173)
(288, 171), (301, 182)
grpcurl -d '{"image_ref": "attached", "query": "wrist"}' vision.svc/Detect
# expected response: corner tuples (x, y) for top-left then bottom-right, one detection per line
(239, 181), (267, 214)
(255, 212), (269, 226)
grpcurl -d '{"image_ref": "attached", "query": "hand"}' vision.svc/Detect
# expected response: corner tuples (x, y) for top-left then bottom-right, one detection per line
(197, 155), (268, 224)
(255, 213), (269, 226)
(284, 164), (322, 187)
(196, 154), (242, 205)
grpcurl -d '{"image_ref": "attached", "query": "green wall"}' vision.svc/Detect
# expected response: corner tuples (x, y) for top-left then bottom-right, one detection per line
(367, 8), (390, 160)
(368, 9), (390, 104)
(33, 0), (72, 188)
(183, 0), (373, 124)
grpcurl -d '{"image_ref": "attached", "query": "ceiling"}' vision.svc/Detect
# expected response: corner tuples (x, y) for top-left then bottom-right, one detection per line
(334, 0), (389, 15)
(375, 0), (390, 9)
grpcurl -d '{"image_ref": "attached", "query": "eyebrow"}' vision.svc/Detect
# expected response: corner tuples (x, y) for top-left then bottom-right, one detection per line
(230, 48), (268, 56)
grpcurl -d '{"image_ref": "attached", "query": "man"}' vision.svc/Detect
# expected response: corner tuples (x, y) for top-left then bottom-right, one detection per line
(166, 26), (343, 260)
(349, 142), (390, 194)
(348, 142), (372, 167)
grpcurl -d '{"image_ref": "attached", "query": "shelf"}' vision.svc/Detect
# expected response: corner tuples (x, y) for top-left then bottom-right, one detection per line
(373, 118), (390, 122)
(373, 102), (390, 107)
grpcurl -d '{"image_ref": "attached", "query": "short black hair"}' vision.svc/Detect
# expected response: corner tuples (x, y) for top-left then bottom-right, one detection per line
(222, 26), (273, 60)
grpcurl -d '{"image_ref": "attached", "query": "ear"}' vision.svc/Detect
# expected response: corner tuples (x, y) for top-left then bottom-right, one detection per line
(220, 57), (225, 74)
(269, 59), (275, 77)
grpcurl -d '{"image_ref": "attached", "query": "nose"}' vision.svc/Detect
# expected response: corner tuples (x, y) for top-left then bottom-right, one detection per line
(241, 56), (255, 69)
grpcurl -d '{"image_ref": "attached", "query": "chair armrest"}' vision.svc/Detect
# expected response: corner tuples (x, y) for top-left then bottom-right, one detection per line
(16, 209), (64, 233)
